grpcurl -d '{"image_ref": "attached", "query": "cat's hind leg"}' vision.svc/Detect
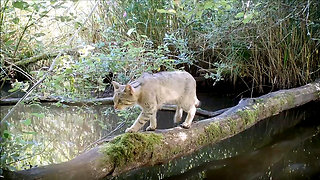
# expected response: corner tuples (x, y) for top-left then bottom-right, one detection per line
(181, 105), (196, 129)
(174, 106), (183, 124)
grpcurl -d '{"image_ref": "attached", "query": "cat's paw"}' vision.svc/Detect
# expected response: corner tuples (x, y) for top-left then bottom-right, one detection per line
(146, 126), (156, 131)
(180, 123), (191, 129)
(125, 128), (135, 133)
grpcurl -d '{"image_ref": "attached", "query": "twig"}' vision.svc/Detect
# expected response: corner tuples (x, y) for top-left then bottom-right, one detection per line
(3, 60), (35, 83)
(82, 120), (127, 153)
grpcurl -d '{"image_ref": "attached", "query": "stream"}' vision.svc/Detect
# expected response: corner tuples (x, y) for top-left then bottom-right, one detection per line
(116, 101), (320, 180)
(1, 93), (319, 179)
(0, 92), (235, 171)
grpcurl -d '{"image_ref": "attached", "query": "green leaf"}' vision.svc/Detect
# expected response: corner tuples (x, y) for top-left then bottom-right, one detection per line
(23, 131), (37, 135)
(167, 9), (176, 14)
(50, 0), (58, 4)
(5, 40), (15, 46)
(127, 28), (136, 36)
(157, 9), (176, 14)
(123, 41), (134, 46)
(54, 102), (62, 107)
(8, 30), (17, 36)
(3, 130), (10, 138)
(74, 22), (82, 29)
(196, 10), (203, 19)
(31, 113), (45, 118)
(12, 17), (20, 24)
(34, 33), (46, 37)
(204, 1), (214, 9)
(21, 119), (32, 126)
(235, 12), (244, 18)
(8, 82), (22, 93)
(140, 35), (148, 39)
(12, 1), (29, 10)
(156, 9), (167, 13)
(64, 68), (73, 74)
(243, 13), (253, 24)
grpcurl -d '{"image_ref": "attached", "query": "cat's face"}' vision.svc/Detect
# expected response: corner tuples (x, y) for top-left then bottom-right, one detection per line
(112, 81), (137, 110)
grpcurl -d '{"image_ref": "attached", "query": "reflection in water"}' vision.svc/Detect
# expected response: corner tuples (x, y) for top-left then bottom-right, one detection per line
(3, 95), (319, 179)
(0, 104), (122, 170)
(115, 101), (320, 180)
(0, 93), (235, 171)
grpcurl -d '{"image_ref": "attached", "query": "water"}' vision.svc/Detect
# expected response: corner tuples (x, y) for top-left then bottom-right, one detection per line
(3, 94), (319, 179)
(115, 101), (320, 180)
(0, 93), (235, 170)
(0, 104), (119, 170)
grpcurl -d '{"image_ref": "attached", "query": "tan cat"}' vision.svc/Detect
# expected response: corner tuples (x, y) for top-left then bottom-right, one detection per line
(112, 71), (200, 132)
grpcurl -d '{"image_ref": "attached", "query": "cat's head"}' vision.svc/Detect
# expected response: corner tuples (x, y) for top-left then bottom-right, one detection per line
(112, 81), (138, 110)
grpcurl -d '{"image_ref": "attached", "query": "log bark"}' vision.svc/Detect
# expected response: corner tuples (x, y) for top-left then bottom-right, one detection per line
(3, 80), (320, 180)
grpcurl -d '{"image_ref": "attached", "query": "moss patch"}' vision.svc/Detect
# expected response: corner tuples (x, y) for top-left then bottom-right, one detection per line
(197, 122), (230, 146)
(286, 93), (296, 107)
(228, 119), (238, 134)
(237, 106), (260, 126)
(276, 93), (296, 108)
(100, 132), (163, 167)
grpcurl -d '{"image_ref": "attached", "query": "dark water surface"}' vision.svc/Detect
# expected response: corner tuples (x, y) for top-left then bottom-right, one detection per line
(114, 101), (320, 180)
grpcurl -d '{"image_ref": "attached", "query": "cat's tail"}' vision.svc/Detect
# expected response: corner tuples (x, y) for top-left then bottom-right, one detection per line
(195, 99), (201, 107)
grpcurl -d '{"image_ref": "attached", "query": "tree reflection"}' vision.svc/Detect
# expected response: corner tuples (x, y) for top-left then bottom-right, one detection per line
(0, 104), (123, 170)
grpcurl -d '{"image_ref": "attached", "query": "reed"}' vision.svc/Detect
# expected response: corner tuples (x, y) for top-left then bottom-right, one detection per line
(91, 0), (320, 91)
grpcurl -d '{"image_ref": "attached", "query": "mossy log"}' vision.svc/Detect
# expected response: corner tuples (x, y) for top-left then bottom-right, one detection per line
(3, 80), (320, 180)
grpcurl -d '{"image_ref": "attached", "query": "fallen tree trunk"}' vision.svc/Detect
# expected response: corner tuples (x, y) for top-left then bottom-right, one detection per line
(3, 80), (320, 180)
(0, 96), (114, 106)
(13, 49), (79, 66)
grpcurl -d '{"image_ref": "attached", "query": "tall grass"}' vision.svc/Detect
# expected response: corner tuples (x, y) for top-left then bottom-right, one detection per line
(238, 1), (320, 90)
(75, 0), (320, 91)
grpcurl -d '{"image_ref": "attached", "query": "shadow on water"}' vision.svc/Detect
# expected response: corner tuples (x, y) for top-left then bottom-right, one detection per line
(114, 101), (320, 180)
(155, 92), (237, 130)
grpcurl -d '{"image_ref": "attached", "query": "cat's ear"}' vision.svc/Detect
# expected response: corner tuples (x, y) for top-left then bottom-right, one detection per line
(125, 84), (134, 95)
(112, 81), (120, 90)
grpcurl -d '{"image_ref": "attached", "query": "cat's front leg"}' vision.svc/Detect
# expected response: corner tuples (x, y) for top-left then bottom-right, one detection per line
(146, 111), (157, 131)
(125, 109), (156, 132)
(125, 111), (146, 132)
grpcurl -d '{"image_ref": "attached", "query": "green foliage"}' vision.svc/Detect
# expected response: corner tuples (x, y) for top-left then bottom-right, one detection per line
(1, 104), (116, 171)
(0, 1), (67, 59)
(8, 80), (29, 93)
(1, 0), (319, 96)
(1, 113), (41, 171)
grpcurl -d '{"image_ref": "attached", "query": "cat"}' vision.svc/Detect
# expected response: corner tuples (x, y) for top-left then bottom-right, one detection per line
(112, 71), (200, 132)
